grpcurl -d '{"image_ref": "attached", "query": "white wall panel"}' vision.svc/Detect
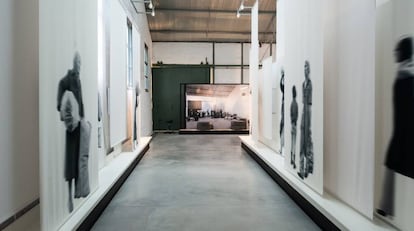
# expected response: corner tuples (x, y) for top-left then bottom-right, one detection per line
(109, 1), (127, 146)
(132, 26), (141, 143)
(324, 0), (376, 219)
(39, 0), (99, 229)
(0, 0), (39, 225)
(258, 59), (282, 153)
(282, 0), (324, 194)
(152, 42), (212, 65)
(250, 1), (259, 141)
(138, 40), (154, 137)
(258, 68), (264, 138)
(260, 57), (273, 139)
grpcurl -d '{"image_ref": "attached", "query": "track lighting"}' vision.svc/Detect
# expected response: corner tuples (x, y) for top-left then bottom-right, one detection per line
(236, 0), (252, 18)
(131, 0), (155, 16)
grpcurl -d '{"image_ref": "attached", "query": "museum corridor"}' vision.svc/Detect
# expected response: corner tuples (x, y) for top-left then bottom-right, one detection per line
(91, 134), (319, 231)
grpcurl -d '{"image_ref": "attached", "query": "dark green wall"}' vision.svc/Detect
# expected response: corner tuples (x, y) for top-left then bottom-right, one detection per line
(152, 66), (210, 130)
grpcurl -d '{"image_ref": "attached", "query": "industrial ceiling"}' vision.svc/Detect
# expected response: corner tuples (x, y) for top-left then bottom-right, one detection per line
(131, 0), (276, 43)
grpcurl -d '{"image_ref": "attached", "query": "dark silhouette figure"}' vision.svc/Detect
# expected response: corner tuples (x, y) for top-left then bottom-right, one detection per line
(298, 61), (313, 180)
(377, 36), (414, 217)
(134, 84), (139, 145)
(290, 86), (298, 169)
(279, 69), (285, 154)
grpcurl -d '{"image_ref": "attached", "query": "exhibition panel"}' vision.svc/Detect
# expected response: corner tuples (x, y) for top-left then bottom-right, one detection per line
(249, 1), (259, 141)
(282, 0), (324, 194)
(257, 57), (281, 152)
(109, 0), (128, 147)
(132, 27), (142, 147)
(249, 0), (385, 225)
(259, 58), (273, 140)
(96, 0), (108, 169)
(323, 0), (375, 219)
(185, 84), (250, 131)
(39, 0), (99, 229)
(375, 1), (414, 230)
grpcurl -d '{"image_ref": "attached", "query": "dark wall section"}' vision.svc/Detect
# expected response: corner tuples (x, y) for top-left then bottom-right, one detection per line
(152, 66), (210, 130)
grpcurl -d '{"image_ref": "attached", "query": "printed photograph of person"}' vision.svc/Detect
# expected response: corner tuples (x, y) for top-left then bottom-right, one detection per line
(98, 92), (103, 148)
(298, 60), (314, 180)
(57, 52), (91, 212)
(290, 85), (298, 169)
(279, 68), (285, 154)
(134, 83), (139, 147)
(377, 36), (414, 218)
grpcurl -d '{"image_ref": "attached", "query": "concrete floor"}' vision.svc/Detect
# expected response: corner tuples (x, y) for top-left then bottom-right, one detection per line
(92, 134), (320, 231)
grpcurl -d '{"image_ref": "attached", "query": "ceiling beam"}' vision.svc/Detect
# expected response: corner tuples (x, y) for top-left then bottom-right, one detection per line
(154, 7), (275, 15)
(150, 29), (274, 35)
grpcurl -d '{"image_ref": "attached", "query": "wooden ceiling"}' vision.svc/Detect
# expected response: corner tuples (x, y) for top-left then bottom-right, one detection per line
(131, 0), (276, 43)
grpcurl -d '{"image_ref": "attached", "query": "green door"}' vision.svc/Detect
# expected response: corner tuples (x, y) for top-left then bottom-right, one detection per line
(152, 66), (210, 130)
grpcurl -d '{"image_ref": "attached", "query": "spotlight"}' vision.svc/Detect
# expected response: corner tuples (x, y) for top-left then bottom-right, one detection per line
(148, 1), (153, 9)
(240, 4), (244, 11)
(151, 9), (155, 16)
(237, 11), (240, 18)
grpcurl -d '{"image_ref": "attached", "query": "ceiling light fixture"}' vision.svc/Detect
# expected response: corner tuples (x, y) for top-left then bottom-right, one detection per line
(236, 0), (252, 18)
(130, 0), (155, 17)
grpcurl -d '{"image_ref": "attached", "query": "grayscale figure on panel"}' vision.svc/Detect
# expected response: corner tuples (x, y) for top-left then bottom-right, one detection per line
(279, 68), (285, 154)
(134, 83), (139, 146)
(98, 92), (103, 148)
(290, 86), (298, 169)
(298, 60), (313, 179)
(57, 52), (91, 212)
(377, 36), (414, 218)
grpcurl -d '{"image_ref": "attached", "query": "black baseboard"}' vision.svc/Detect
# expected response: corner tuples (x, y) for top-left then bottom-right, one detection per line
(0, 199), (40, 230)
(179, 129), (249, 135)
(77, 144), (150, 231)
(241, 143), (340, 231)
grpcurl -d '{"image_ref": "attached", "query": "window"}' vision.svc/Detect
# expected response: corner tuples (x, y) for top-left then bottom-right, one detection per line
(127, 20), (133, 88)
